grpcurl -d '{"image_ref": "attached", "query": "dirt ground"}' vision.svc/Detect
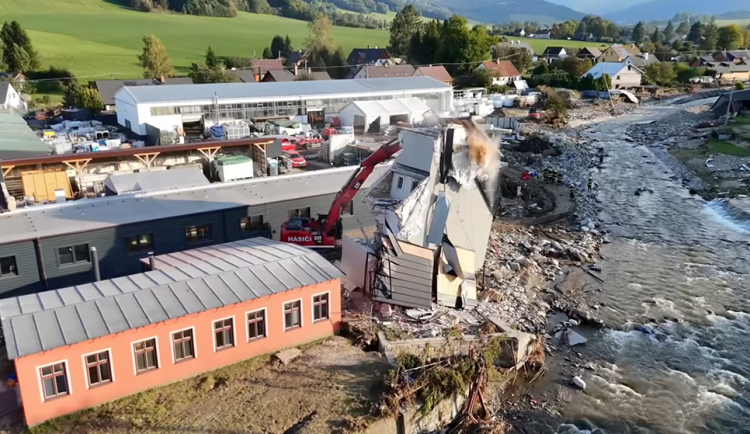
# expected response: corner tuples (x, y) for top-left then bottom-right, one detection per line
(3, 337), (389, 434)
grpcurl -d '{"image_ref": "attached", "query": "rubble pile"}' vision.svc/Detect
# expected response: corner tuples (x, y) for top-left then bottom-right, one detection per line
(566, 99), (637, 122)
(477, 226), (602, 333)
(628, 105), (714, 146)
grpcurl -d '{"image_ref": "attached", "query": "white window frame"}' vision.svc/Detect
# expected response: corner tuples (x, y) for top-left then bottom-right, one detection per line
(36, 359), (71, 402)
(81, 348), (115, 389)
(311, 291), (332, 323)
(131, 335), (161, 375)
(282, 298), (304, 331)
(245, 307), (269, 342)
(212, 315), (237, 352)
(169, 326), (198, 364)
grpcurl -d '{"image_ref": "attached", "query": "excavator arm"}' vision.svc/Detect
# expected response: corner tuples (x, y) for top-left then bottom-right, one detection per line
(321, 139), (402, 236)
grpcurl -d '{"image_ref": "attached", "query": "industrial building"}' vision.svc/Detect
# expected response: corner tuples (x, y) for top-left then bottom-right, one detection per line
(1, 237), (343, 427)
(0, 164), (389, 297)
(114, 77), (452, 136)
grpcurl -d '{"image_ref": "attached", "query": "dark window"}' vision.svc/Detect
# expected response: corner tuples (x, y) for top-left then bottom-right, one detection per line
(396, 176), (404, 189)
(0, 256), (17, 277)
(343, 202), (353, 216)
(288, 208), (311, 219)
(39, 362), (68, 399)
(410, 180), (418, 192)
(313, 293), (329, 321)
(127, 234), (153, 253)
(173, 329), (195, 361)
(284, 300), (301, 330)
(134, 338), (158, 372)
(186, 224), (212, 243)
(247, 310), (266, 340)
(57, 244), (90, 265)
(214, 318), (234, 350)
(240, 215), (264, 231)
(85, 351), (112, 386)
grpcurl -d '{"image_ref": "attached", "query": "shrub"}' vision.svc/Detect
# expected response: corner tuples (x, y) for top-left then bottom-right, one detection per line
(735, 81), (746, 90)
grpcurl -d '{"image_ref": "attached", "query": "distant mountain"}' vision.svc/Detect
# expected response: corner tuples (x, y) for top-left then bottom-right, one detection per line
(605, 0), (750, 23)
(433, 0), (585, 24)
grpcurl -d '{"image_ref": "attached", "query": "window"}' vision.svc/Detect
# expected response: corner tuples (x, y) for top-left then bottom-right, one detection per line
(240, 215), (264, 231)
(172, 329), (195, 362)
(343, 202), (354, 216)
(313, 293), (329, 321)
(125, 119), (132, 130)
(186, 224), (212, 243)
(410, 180), (417, 192)
(134, 338), (158, 372)
(396, 176), (404, 189)
(288, 208), (311, 219)
(85, 351), (112, 386)
(247, 310), (266, 340)
(126, 234), (153, 253)
(57, 244), (90, 265)
(284, 300), (301, 330)
(39, 362), (68, 399)
(214, 318), (234, 350)
(0, 256), (17, 277)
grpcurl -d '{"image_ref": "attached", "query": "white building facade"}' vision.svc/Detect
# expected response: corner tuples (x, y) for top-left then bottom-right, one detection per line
(114, 77), (453, 136)
(0, 83), (27, 111)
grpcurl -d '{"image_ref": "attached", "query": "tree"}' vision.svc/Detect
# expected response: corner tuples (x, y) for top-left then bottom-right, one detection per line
(205, 46), (219, 68)
(188, 62), (236, 83)
(248, 0), (274, 14)
(688, 22), (703, 44)
(595, 74), (611, 91)
(643, 62), (676, 86)
(742, 28), (750, 49)
(532, 62), (549, 75)
(270, 34), (293, 58)
(389, 4), (422, 57)
(284, 35), (294, 55)
(1, 21), (40, 72)
(700, 23), (719, 51)
(640, 41), (656, 54)
(651, 28), (661, 44)
(606, 23), (619, 40)
(79, 88), (104, 112)
(305, 15), (334, 53)
(717, 24), (743, 50)
(409, 20), (441, 64)
(138, 34), (174, 79)
(62, 80), (84, 108)
(494, 46), (532, 73)
(632, 21), (645, 44)
(553, 57), (593, 79)
(262, 47), (273, 59)
(471, 69), (493, 89)
(676, 21), (690, 35)
(663, 20), (675, 40)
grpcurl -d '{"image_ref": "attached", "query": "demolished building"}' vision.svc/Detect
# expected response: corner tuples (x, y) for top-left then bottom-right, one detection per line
(343, 120), (501, 310)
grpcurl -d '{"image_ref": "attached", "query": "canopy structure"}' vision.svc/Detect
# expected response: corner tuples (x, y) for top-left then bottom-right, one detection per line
(338, 97), (432, 132)
(104, 168), (209, 195)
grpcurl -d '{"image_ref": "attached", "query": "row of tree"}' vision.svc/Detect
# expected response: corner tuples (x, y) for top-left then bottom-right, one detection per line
(0, 21), (40, 74)
(631, 19), (750, 52)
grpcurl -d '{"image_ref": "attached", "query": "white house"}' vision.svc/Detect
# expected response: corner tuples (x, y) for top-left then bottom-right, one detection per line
(475, 60), (522, 86)
(534, 29), (551, 39)
(0, 82), (27, 111)
(582, 62), (644, 89)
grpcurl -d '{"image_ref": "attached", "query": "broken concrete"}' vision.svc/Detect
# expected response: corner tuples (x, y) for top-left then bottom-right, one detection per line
(275, 348), (301, 365)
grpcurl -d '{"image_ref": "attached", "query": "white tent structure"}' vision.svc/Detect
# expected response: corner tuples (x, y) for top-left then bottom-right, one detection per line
(104, 168), (209, 196)
(338, 97), (432, 133)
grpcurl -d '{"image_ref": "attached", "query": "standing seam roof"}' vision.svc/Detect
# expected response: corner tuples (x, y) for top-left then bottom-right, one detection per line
(0, 238), (343, 359)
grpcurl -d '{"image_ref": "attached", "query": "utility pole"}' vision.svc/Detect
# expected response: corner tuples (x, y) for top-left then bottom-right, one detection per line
(725, 79), (736, 126)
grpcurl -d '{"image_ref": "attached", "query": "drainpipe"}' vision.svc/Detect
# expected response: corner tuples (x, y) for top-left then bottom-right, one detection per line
(33, 238), (49, 291)
(148, 252), (156, 270)
(90, 246), (101, 282)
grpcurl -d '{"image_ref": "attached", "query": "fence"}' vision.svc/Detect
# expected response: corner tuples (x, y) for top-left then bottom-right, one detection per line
(486, 116), (520, 131)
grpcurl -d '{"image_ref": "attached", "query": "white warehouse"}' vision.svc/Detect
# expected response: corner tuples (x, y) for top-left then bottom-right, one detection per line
(114, 77), (453, 136)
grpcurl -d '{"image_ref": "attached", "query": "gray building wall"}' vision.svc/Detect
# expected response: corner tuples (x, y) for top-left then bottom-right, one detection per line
(0, 241), (42, 297)
(1, 188), (374, 295)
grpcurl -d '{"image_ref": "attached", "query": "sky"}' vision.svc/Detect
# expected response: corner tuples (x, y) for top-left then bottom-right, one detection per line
(548, 0), (652, 14)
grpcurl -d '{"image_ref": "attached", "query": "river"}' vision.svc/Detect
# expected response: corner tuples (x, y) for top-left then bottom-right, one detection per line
(533, 105), (750, 434)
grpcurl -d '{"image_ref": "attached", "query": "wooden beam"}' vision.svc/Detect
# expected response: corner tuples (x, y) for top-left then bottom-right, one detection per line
(197, 146), (220, 160)
(62, 159), (92, 174)
(2, 165), (15, 177)
(134, 152), (160, 169)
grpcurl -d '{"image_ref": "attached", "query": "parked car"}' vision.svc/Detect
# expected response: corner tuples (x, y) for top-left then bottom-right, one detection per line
(284, 150), (307, 168)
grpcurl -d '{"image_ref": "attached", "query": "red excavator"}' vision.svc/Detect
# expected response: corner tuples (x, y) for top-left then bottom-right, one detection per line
(280, 139), (402, 248)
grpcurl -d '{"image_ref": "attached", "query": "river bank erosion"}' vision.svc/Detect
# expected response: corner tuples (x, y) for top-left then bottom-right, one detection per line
(494, 94), (750, 434)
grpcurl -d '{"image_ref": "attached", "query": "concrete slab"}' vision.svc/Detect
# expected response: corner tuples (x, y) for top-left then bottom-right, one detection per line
(275, 348), (302, 365)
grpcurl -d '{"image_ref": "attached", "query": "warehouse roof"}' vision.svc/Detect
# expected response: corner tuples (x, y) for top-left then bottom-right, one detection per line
(116, 76), (450, 104)
(104, 168), (210, 195)
(0, 163), (392, 244)
(0, 111), (50, 160)
(0, 237), (343, 359)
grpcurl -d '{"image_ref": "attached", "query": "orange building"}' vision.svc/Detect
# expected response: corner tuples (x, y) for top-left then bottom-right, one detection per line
(0, 238), (343, 427)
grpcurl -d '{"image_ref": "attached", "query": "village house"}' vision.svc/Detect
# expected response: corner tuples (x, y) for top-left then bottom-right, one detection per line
(0, 72), (28, 82)
(285, 50), (309, 69)
(1, 238), (345, 427)
(227, 69), (256, 83)
(512, 28), (525, 37)
(597, 44), (642, 63)
(475, 60), (522, 85)
(495, 40), (538, 62)
(346, 47), (393, 67)
(534, 29), (551, 39)
(350, 64), (416, 79)
(575, 32), (596, 42)
(582, 62), (644, 89)
(576, 47), (602, 61)
(540, 47), (567, 64)
(262, 68), (331, 82)
(708, 61), (750, 82)
(0, 82), (27, 111)
(95, 77), (194, 111)
(623, 52), (660, 68)
(249, 59), (285, 82)
(413, 65), (453, 86)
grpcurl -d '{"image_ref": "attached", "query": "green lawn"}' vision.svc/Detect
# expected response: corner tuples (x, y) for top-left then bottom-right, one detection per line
(513, 37), (607, 53)
(0, 0), (388, 78)
(708, 137), (750, 157)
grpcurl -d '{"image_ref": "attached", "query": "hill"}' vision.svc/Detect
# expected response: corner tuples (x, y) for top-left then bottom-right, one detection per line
(0, 0), (388, 77)
(435, 0), (585, 25)
(605, 0), (750, 23)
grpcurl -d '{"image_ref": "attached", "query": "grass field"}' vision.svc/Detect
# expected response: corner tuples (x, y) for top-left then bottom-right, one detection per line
(715, 19), (750, 27)
(513, 36), (607, 53)
(0, 0), (389, 78)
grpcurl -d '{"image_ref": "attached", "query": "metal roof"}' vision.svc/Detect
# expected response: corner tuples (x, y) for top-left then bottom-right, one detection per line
(0, 237), (344, 359)
(116, 77), (450, 105)
(583, 62), (643, 79)
(0, 163), (392, 245)
(0, 111), (50, 160)
(95, 77), (194, 105)
(104, 168), (210, 195)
